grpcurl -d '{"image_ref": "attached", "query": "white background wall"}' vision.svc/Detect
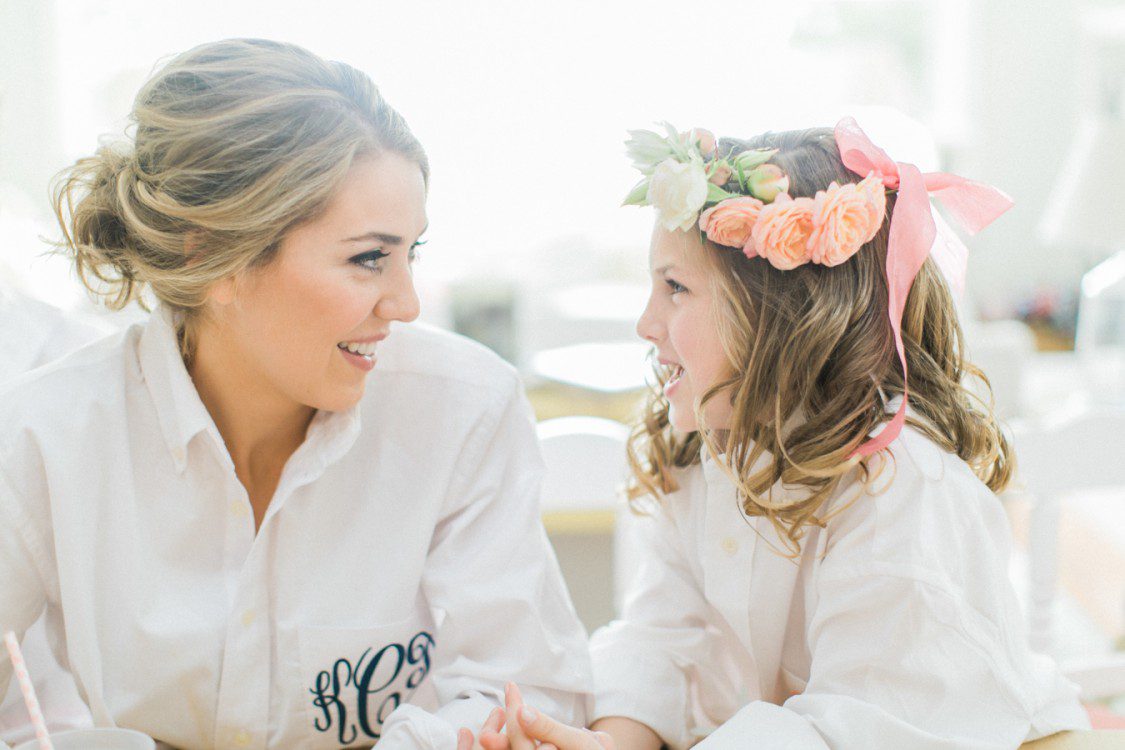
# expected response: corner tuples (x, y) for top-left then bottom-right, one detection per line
(1, 0), (1123, 319)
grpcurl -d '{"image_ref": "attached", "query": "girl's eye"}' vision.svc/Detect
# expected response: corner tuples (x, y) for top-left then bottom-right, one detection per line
(409, 239), (427, 264)
(350, 249), (389, 273)
(665, 278), (688, 295)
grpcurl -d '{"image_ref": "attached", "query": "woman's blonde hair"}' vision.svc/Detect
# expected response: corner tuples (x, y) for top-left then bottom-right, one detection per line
(52, 38), (428, 358)
(626, 127), (1013, 552)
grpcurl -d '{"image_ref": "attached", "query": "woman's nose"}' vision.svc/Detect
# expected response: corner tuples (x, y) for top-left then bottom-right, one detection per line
(377, 268), (421, 323)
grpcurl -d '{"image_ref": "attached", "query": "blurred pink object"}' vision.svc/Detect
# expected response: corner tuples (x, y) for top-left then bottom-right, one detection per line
(3, 633), (53, 750)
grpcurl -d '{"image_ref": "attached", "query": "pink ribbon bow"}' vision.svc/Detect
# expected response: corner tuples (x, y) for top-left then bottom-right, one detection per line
(833, 117), (1014, 458)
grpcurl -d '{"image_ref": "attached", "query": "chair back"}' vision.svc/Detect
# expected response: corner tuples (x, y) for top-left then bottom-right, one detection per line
(537, 417), (632, 627)
(537, 416), (630, 514)
(1013, 408), (1125, 702)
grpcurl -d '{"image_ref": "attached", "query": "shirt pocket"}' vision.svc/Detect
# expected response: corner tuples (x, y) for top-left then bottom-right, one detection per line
(296, 617), (437, 748)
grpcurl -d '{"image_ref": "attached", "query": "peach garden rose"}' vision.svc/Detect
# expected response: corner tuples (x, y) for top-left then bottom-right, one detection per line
(698, 197), (764, 252)
(807, 173), (887, 266)
(749, 194), (816, 270)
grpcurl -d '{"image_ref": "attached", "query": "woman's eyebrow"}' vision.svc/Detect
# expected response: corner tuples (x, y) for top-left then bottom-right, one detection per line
(342, 231), (405, 245)
(343, 223), (428, 245)
(654, 263), (677, 275)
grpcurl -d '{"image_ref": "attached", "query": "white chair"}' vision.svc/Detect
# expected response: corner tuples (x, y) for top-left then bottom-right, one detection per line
(537, 416), (630, 631)
(1012, 407), (1125, 704)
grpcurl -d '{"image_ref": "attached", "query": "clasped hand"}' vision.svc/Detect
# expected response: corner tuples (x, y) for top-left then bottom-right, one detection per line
(457, 683), (614, 750)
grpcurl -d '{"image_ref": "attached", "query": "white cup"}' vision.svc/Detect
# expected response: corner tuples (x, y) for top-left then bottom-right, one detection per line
(13, 728), (155, 750)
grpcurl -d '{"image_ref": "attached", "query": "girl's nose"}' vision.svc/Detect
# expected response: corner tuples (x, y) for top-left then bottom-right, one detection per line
(635, 299), (662, 344)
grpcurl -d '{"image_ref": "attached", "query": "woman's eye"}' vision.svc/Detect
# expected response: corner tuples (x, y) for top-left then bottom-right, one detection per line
(665, 278), (688, 295)
(409, 240), (427, 264)
(351, 249), (389, 272)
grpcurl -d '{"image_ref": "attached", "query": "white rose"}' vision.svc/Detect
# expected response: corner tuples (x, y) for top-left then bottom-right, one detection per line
(648, 156), (708, 232)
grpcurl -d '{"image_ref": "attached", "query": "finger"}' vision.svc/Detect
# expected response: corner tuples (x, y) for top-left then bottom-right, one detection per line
(592, 730), (616, 750)
(457, 727), (473, 750)
(519, 705), (602, 749)
(483, 706), (507, 734)
(504, 683), (535, 750)
(479, 729), (510, 750)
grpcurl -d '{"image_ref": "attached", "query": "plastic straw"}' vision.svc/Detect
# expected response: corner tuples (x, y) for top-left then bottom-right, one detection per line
(3, 631), (54, 750)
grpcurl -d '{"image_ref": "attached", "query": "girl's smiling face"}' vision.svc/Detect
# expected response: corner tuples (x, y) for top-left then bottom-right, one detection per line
(635, 224), (733, 433)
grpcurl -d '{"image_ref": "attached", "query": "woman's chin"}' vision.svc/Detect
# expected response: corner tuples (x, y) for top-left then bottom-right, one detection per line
(306, 379), (367, 414)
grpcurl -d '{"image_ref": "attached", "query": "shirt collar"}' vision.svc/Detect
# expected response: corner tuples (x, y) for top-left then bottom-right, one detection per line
(287, 404), (362, 485)
(137, 306), (363, 476)
(137, 305), (213, 473)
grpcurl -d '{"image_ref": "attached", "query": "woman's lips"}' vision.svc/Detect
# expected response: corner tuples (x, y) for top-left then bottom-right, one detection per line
(338, 347), (376, 372)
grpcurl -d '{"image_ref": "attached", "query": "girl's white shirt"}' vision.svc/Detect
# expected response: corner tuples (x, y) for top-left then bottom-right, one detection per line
(591, 420), (1090, 749)
(0, 306), (592, 750)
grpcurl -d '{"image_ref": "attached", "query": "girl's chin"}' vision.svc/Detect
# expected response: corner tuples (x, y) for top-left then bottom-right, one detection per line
(667, 403), (699, 433)
(668, 396), (732, 434)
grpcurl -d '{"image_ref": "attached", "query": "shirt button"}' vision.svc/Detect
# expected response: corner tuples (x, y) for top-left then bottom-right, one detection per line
(241, 609), (256, 627)
(230, 500), (248, 518)
(234, 729), (251, 747)
(721, 537), (739, 555)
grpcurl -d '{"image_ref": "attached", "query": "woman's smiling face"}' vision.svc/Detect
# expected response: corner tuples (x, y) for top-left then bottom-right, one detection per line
(201, 152), (428, 414)
(635, 224), (733, 433)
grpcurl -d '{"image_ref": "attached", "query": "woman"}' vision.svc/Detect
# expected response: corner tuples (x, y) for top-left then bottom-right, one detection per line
(0, 38), (589, 750)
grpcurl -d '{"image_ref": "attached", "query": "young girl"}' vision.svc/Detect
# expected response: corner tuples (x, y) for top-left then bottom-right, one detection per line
(0, 39), (590, 749)
(470, 121), (1090, 749)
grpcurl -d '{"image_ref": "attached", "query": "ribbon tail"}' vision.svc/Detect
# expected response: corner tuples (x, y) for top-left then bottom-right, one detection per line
(929, 208), (969, 298)
(852, 162), (935, 458)
(923, 173), (1014, 235)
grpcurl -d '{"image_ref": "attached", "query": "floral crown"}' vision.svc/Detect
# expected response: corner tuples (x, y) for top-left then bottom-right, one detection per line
(623, 123), (887, 270)
(623, 117), (1015, 460)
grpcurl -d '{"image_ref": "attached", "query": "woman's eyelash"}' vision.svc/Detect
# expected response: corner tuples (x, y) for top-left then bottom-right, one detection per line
(350, 249), (389, 272)
(350, 241), (425, 273)
(665, 278), (687, 294)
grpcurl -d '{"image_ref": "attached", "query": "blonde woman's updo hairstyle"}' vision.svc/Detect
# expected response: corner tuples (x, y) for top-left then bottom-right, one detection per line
(627, 127), (1013, 552)
(52, 38), (428, 358)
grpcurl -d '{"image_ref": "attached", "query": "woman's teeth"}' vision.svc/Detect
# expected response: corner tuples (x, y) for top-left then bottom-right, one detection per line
(668, 364), (684, 384)
(338, 341), (376, 359)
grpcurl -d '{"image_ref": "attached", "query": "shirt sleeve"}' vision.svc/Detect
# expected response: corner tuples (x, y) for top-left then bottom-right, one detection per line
(588, 494), (724, 750)
(0, 461), (52, 706)
(377, 377), (593, 750)
(697, 570), (1086, 750)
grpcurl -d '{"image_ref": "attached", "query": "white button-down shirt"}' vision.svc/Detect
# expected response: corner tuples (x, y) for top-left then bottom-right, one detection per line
(0, 306), (591, 749)
(0, 288), (107, 746)
(591, 422), (1090, 749)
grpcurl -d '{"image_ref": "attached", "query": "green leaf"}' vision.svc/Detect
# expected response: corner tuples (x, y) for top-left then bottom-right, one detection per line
(734, 148), (778, 172)
(622, 178), (651, 206)
(706, 158), (728, 177)
(706, 182), (737, 204)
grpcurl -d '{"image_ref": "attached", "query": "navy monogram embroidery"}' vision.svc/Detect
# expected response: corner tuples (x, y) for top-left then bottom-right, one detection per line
(309, 630), (435, 745)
